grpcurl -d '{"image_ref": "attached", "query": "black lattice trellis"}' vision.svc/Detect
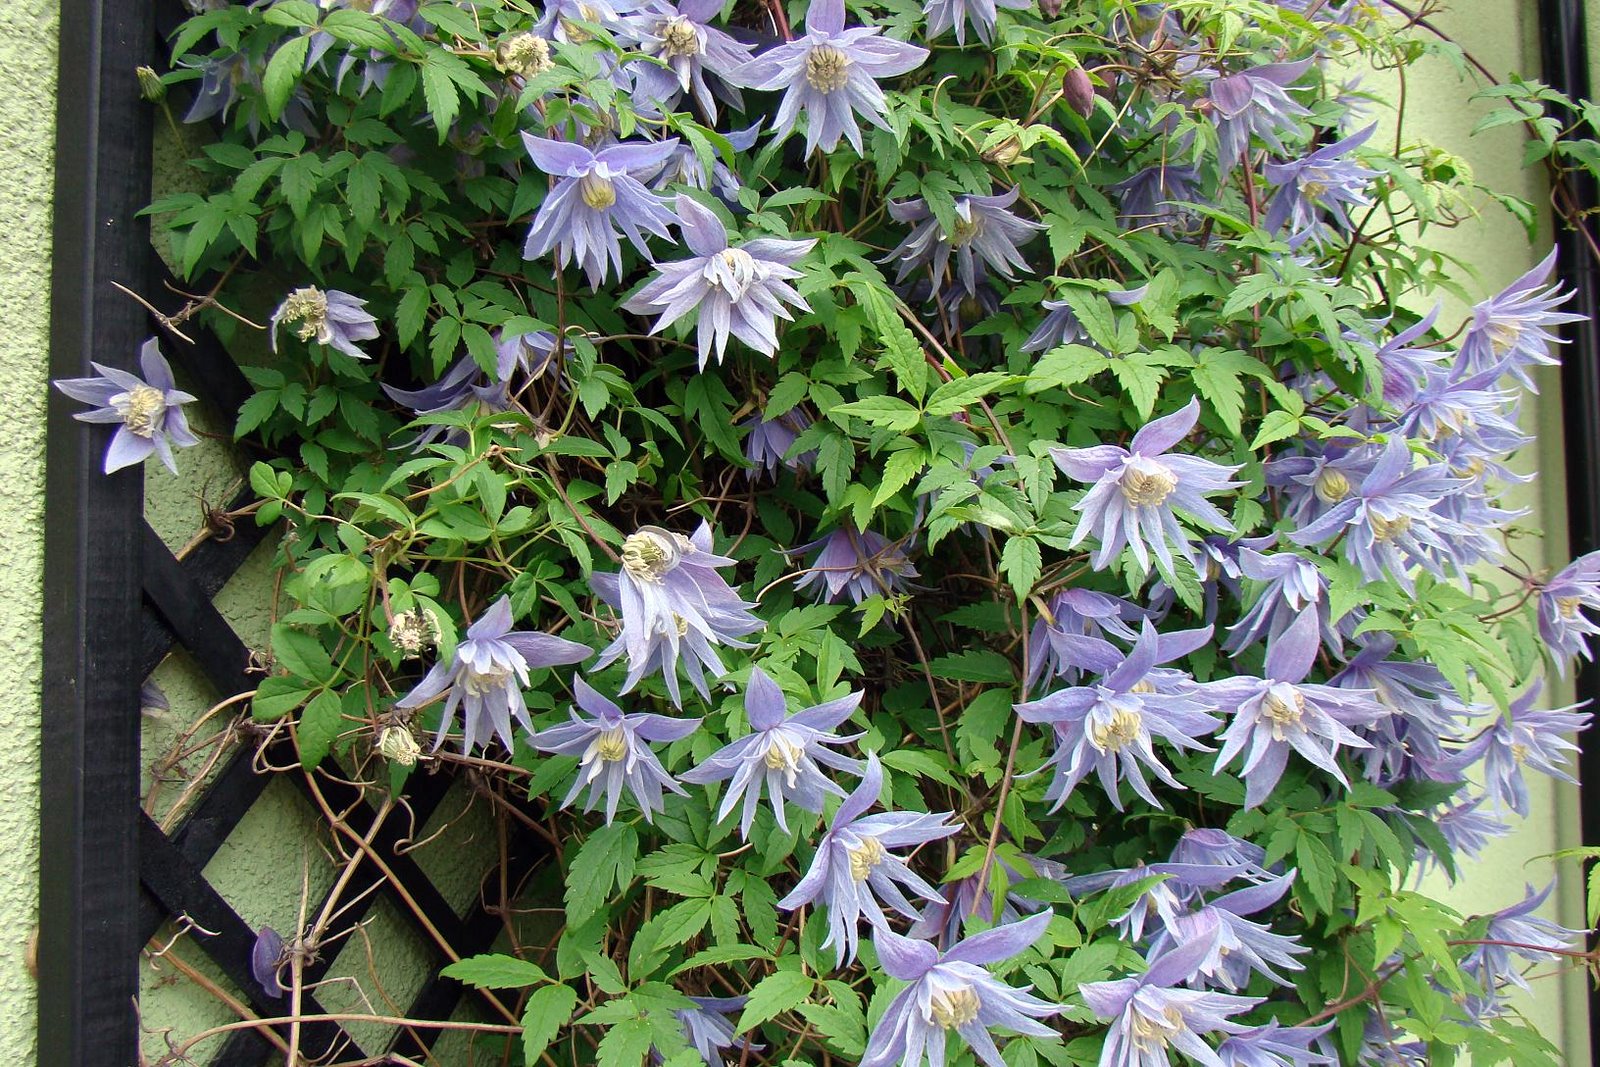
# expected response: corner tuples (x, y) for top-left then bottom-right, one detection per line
(42, 3), (548, 1063)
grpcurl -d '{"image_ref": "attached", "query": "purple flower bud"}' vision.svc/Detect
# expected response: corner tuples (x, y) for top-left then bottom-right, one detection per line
(1063, 66), (1096, 117)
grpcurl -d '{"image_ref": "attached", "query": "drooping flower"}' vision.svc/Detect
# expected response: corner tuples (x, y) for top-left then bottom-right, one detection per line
(1263, 123), (1379, 245)
(792, 525), (920, 604)
(1169, 828), (1271, 878)
(1156, 873), (1310, 991)
(1081, 913), (1263, 1067)
(534, 0), (640, 43)
(657, 995), (763, 1065)
(651, 121), (762, 200)
(590, 522), (765, 707)
(622, 195), (815, 369)
(1024, 587), (1145, 688)
(1538, 550), (1600, 672)
(1217, 1021), (1336, 1067)
(1022, 284), (1148, 355)
(1455, 682), (1590, 817)
(521, 135), (682, 288)
(726, 0), (928, 157)
(1342, 305), (1449, 408)
(531, 677), (700, 824)
(1208, 610), (1384, 808)
(907, 851), (1066, 946)
(382, 355), (510, 451)
(1427, 794), (1510, 869)
(54, 337), (200, 474)
(863, 912), (1064, 1067)
(777, 753), (959, 965)
(922, 0), (1030, 43)
(393, 596), (593, 753)
(742, 408), (816, 480)
(1066, 861), (1248, 943)
(1015, 622), (1221, 810)
(1456, 248), (1582, 389)
(621, 0), (755, 120)
(1206, 59), (1313, 166)
(1112, 161), (1202, 230)
(495, 328), (563, 382)
(270, 286), (380, 360)
(1329, 633), (1474, 785)
(678, 668), (863, 838)
(250, 927), (286, 998)
(884, 189), (1044, 298)
(1224, 548), (1334, 655)
(1461, 882), (1581, 1004)
(1051, 398), (1243, 575)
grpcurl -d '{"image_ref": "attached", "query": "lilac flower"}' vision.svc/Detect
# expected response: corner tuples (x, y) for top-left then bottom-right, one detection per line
(1207, 59), (1313, 166)
(1209, 610), (1384, 808)
(863, 912), (1063, 1067)
(1342, 306), (1448, 408)
(1429, 794), (1510, 867)
(531, 678), (700, 824)
(54, 337), (199, 474)
(742, 408), (816, 480)
(250, 927), (286, 998)
(271, 286), (380, 360)
(495, 328), (562, 382)
(534, 0), (640, 43)
(621, 0), (754, 120)
(393, 596), (592, 753)
(908, 851), (1066, 946)
(1455, 682), (1590, 816)
(678, 667), (863, 838)
(1263, 123), (1378, 244)
(1456, 248), (1582, 389)
(1462, 882), (1581, 1002)
(658, 996), (761, 1065)
(1066, 862), (1247, 942)
(1112, 162), (1201, 230)
(1022, 284), (1148, 354)
(521, 135), (681, 288)
(382, 355), (510, 451)
(923, 0), (1030, 43)
(1539, 550), (1600, 672)
(183, 52), (249, 124)
(1015, 622), (1221, 810)
(1170, 829), (1270, 876)
(1081, 913), (1262, 1067)
(622, 196), (815, 369)
(590, 522), (765, 707)
(1288, 438), (1468, 590)
(651, 121), (762, 200)
(1329, 633), (1473, 785)
(793, 526), (919, 603)
(884, 189), (1044, 298)
(1217, 1022), (1336, 1067)
(1051, 398), (1242, 575)
(727, 0), (928, 157)
(1158, 873), (1309, 991)
(1024, 588), (1145, 688)
(1224, 548), (1332, 655)
(777, 753), (959, 965)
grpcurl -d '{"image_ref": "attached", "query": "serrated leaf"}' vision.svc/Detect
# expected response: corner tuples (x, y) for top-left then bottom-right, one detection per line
(441, 954), (549, 989)
(873, 447), (926, 506)
(272, 623), (336, 684)
(262, 35), (312, 121)
(565, 823), (638, 926)
(595, 1016), (653, 1067)
(735, 970), (812, 1034)
(834, 395), (922, 432)
(1250, 410), (1301, 449)
(1000, 535), (1042, 601)
(925, 372), (1014, 417)
(297, 689), (342, 769)
(522, 983), (577, 1066)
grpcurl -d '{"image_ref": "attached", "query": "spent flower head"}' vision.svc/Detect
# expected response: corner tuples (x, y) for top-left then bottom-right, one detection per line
(270, 286), (380, 360)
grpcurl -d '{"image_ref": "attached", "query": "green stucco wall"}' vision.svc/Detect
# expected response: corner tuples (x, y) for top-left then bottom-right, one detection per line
(0, 1), (57, 1063)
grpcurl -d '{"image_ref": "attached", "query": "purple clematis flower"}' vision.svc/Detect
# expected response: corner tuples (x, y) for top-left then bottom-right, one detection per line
(1015, 622), (1221, 811)
(531, 677), (700, 824)
(1456, 248), (1581, 389)
(271, 286), (380, 360)
(623, 195), (815, 369)
(908, 851), (1066, 946)
(1455, 682), (1590, 817)
(495, 328), (563, 382)
(1343, 306), (1449, 408)
(1461, 882), (1581, 1004)
(1207, 59), (1313, 166)
(742, 408), (816, 480)
(793, 525), (920, 604)
(250, 927), (286, 998)
(1224, 548), (1333, 655)
(1263, 123), (1378, 245)
(1112, 161), (1201, 230)
(863, 912), (1063, 1067)
(656, 995), (762, 1065)
(393, 596), (592, 753)
(1081, 912), (1262, 1067)
(1067, 861), (1247, 942)
(1156, 873), (1309, 991)
(1170, 828), (1271, 877)
(621, 0), (755, 120)
(777, 752), (959, 965)
(679, 668), (863, 838)
(923, 0), (1029, 42)
(1051, 398), (1242, 575)
(727, 0), (928, 157)
(521, 135), (682, 288)
(1539, 550), (1600, 673)
(884, 188), (1044, 298)
(1329, 633), (1473, 785)
(1217, 1021), (1336, 1067)
(1024, 587), (1145, 688)
(591, 522), (765, 707)
(651, 121), (762, 200)
(54, 337), (200, 474)
(1427, 794), (1510, 869)
(534, 0), (640, 43)
(382, 355), (510, 451)
(1022, 284), (1148, 354)
(1208, 610), (1384, 808)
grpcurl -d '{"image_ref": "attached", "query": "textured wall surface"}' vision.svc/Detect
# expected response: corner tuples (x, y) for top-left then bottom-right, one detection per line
(0, 1), (57, 1063)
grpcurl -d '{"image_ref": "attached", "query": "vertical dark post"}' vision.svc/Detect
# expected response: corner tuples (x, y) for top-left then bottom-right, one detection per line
(40, 0), (155, 1063)
(1541, 0), (1600, 1058)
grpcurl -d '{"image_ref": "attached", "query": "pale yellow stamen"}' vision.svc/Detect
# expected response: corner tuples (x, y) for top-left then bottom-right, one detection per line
(1369, 513), (1412, 542)
(764, 735), (805, 786)
(595, 727), (629, 762)
(460, 662), (514, 697)
(1313, 468), (1350, 504)
(119, 385), (166, 438)
(1262, 688), (1306, 740)
(1487, 320), (1521, 356)
(928, 987), (981, 1029)
(846, 836), (886, 881)
(1558, 595), (1583, 620)
(279, 286), (329, 343)
(580, 173), (617, 210)
(1128, 1006), (1185, 1052)
(805, 45), (851, 92)
(659, 15), (701, 56)
(1120, 464), (1178, 507)
(1089, 708), (1143, 753)
(621, 529), (680, 582)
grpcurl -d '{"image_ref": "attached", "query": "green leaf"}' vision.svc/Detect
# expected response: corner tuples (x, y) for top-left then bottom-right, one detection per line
(420, 51), (465, 141)
(522, 983), (578, 1066)
(441, 954), (549, 989)
(595, 1017), (654, 1067)
(925, 372), (1015, 416)
(735, 969), (812, 1034)
(834, 395), (922, 432)
(565, 823), (639, 926)
(1000, 535), (1042, 601)
(262, 34), (312, 121)
(1250, 410), (1302, 450)
(297, 689), (343, 769)
(271, 623), (336, 684)
(873, 447), (926, 507)
(251, 675), (312, 722)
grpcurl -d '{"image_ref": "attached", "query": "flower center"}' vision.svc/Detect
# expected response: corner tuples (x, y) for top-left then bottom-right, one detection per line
(621, 528), (682, 582)
(497, 33), (552, 77)
(1369, 512), (1412, 542)
(1487, 320), (1521, 357)
(660, 15), (701, 56)
(805, 45), (851, 92)
(1262, 688), (1306, 740)
(390, 608), (441, 657)
(280, 286), (329, 343)
(846, 836), (886, 881)
(1300, 178), (1329, 200)
(1559, 595), (1584, 620)
(1512, 741), (1529, 763)
(560, 3), (601, 41)
(1129, 1006), (1185, 1052)
(763, 734), (805, 785)
(706, 248), (758, 300)
(460, 661), (514, 697)
(595, 727), (629, 762)
(929, 986), (981, 1029)
(1089, 707), (1143, 753)
(1129, 679), (1157, 694)
(948, 212), (982, 246)
(1313, 468), (1350, 503)
(1119, 463), (1178, 507)
(580, 173), (617, 210)
(118, 385), (167, 438)
(377, 726), (420, 766)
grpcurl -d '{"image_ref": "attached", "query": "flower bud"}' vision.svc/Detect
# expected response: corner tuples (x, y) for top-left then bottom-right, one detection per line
(1062, 67), (1095, 118)
(981, 135), (1024, 166)
(137, 66), (166, 102)
(377, 726), (421, 767)
(1039, 0), (1062, 16)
